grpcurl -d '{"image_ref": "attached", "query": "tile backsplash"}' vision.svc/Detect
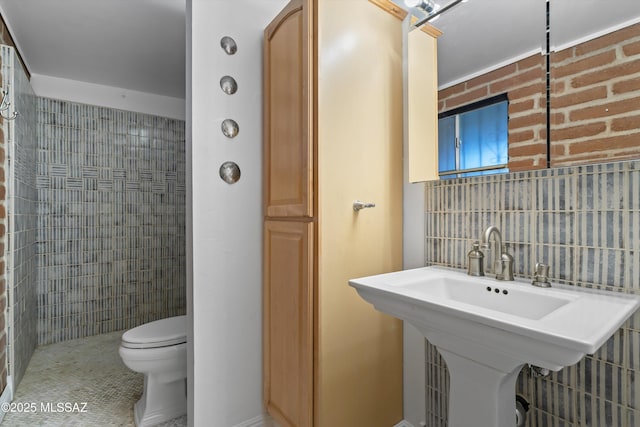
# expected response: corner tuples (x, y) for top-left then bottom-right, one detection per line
(36, 98), (186, 345)
(424, 160), (640, 426)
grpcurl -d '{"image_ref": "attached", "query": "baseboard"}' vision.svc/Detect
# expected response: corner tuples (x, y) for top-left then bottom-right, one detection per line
(0, 377), (13, 424)
(234, 413), (279, 427)
(235, 414), (410, 427)
(233, 414), (264, 427)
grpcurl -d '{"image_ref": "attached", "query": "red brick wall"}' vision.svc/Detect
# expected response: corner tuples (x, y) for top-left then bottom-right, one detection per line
(438, 22), (640, 172)
(438, 54), (547, 172)
(550, 22), (640, 166)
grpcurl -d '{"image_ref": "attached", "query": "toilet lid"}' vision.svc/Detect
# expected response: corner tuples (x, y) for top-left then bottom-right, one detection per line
(121, 315), (187, 349)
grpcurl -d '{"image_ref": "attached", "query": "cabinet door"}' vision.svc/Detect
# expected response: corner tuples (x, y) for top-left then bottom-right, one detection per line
(264, 0), (314, 218)
(263, 220), (314, 427)
(315, 1), (404, 426)
(408, 27), (440, 182)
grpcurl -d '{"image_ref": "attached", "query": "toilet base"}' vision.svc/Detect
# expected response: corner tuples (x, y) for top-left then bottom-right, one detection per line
(133, 377), (187, 427)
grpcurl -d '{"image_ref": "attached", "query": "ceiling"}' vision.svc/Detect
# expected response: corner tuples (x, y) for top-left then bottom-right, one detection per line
(401, 0), (640, 88)
(0, 0), (186, 99)
(0, 0), (638, 99)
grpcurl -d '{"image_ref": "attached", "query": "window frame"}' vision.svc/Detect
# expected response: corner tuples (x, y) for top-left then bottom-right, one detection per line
(438, 93), (509, 178)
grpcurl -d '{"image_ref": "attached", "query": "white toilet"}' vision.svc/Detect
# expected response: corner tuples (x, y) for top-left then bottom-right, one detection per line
(119, 315), (187, 427)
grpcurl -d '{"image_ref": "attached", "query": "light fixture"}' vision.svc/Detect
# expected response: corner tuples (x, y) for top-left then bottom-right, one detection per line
(412, 0), (465, 27)
(404, 0), (435, 13)
(428, 3), (442, 21)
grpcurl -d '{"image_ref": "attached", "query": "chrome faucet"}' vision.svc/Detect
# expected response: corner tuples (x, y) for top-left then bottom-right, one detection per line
(480, 226), (514, 281)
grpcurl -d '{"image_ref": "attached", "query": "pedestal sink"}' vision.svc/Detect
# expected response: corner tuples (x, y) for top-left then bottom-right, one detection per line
(349, 266), (640, 427)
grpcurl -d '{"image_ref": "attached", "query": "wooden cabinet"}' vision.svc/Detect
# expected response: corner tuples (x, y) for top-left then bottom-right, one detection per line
(264, 3), (315, 425)
(263, 220), (313, 427)
(263, 1), (419, 426)
(370, 0), (442, 182)
(263, 0), (313, 218)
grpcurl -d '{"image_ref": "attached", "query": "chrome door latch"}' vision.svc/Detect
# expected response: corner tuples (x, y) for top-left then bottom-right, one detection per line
(353, 200), (376, 211)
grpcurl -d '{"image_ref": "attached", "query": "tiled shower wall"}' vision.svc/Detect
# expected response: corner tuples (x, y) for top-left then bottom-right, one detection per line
(2, 45), (37, 390)
(36, 98), (186, 345)
(424, 160), (640, 426)
(0, 23), (21, 396)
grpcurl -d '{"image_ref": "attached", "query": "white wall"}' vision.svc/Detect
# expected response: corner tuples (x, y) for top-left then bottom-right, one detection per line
(30, 74), (185, 120)
(402, 16), (427, 427)
(187, 1), (287, 426)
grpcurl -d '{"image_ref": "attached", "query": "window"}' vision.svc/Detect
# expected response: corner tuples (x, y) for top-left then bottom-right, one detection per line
(438, 94), (509, 179)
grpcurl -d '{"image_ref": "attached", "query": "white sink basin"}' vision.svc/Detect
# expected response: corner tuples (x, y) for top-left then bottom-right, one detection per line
(400, 274), (572, 320)
(349, 266), (640, 427)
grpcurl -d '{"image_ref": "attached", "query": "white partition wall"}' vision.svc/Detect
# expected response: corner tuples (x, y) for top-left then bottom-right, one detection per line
(187, 1), (287, 425)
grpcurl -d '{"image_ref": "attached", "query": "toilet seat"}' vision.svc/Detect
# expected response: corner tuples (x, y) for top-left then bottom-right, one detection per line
(122, 315), (187, 349)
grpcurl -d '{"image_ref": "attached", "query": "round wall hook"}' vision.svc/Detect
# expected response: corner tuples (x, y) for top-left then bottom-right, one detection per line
(220, 76), (238, 95)
(220, 36), (238, 55)
(219, 161), (241, 184)
(221, 119), (239, 138)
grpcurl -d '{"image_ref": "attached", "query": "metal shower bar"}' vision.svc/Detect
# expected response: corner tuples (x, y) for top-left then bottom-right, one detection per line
(412, 0), (465, 29)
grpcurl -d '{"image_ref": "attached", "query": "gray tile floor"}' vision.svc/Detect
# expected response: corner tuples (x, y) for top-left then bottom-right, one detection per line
(1, 331), (187, 426)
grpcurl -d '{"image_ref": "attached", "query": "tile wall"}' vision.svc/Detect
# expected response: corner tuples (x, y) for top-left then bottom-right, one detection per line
(424, 159), (640, 426)
(0, 35), (11, 398)
(3, 45), (38, 389)
(36, 98), (186, 345)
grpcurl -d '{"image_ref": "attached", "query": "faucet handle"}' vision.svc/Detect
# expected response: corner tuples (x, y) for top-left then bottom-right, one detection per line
(467, 241), (484, 277)
(532, 263), (551, 287)
(535, 262), (550, 278)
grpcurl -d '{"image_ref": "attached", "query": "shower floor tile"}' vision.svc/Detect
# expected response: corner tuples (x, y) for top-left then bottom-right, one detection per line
(1, 331), (187, 427)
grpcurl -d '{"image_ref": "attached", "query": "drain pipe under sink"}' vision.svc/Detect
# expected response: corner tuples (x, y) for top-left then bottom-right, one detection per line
(515, 395), (530, 427)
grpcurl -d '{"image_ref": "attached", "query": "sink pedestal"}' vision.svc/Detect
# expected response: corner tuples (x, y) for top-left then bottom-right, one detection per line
(440, 349), (523, 427)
